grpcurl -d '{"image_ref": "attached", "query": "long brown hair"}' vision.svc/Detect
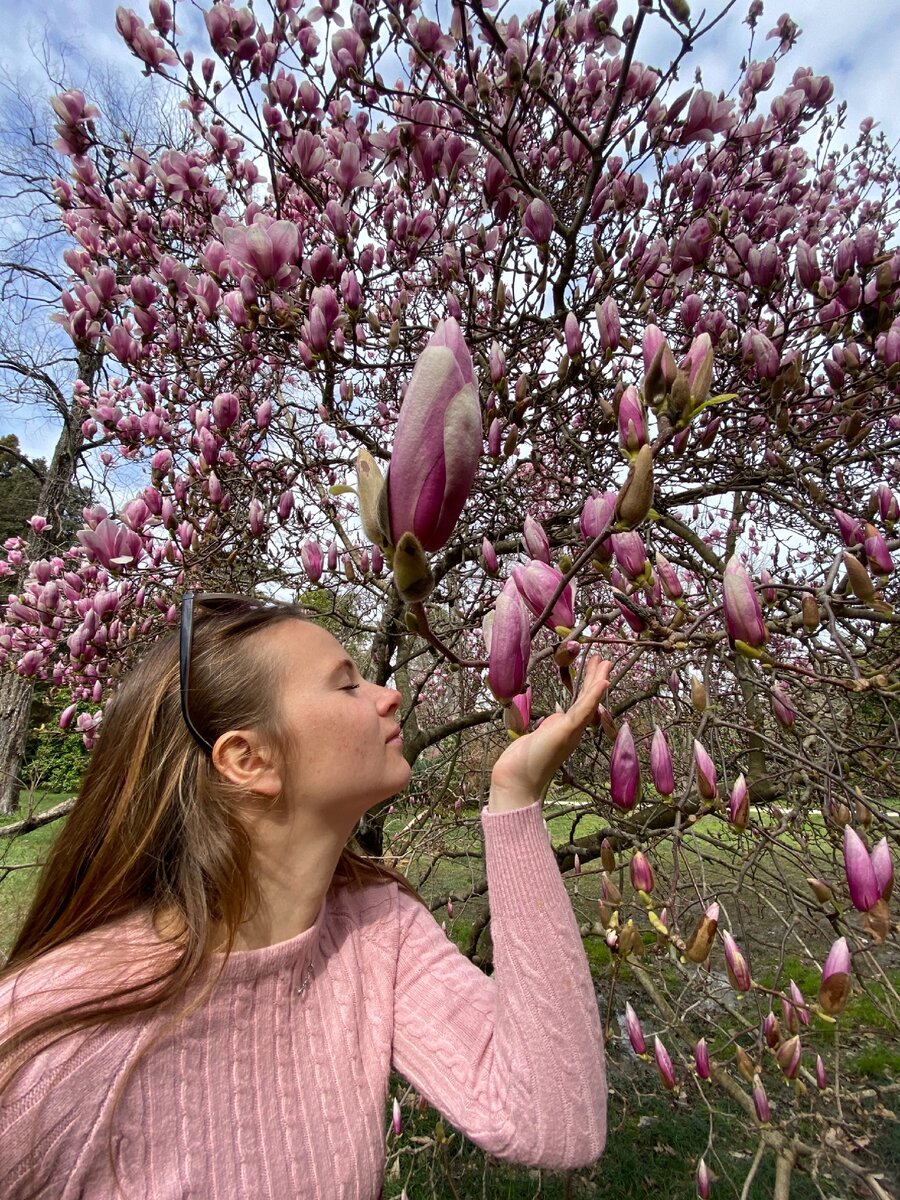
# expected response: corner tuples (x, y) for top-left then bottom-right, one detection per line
(0, 599), (420, 1091)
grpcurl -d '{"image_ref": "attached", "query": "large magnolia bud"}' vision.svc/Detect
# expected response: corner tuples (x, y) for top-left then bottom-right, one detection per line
(615, 444), (654, 529)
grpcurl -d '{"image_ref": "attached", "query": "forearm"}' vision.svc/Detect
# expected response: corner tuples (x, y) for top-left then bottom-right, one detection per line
(478, 801), (607, 1166)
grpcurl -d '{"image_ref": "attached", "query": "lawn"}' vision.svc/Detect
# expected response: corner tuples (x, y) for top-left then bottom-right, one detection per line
(0, 791), (72, 953)
(2, 794), (897, 1197)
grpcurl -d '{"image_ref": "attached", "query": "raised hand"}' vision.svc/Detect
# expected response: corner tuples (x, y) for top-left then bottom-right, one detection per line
(488, 658), (612, 813)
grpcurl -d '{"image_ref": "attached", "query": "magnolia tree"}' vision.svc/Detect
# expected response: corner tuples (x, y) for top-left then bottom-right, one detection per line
(1, 0), (899, 1193)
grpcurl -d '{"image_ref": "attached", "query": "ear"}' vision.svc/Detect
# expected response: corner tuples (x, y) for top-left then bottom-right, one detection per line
(212, 729), (282, 798)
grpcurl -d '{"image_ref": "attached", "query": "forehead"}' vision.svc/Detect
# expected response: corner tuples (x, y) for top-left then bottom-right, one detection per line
(262, 619), (348, 676)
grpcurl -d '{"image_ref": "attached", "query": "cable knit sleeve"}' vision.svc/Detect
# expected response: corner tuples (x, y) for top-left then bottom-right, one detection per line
(391, 800), (607, 1169)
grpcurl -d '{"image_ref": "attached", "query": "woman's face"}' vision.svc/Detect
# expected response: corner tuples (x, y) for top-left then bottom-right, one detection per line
(265, 621), (411, 824)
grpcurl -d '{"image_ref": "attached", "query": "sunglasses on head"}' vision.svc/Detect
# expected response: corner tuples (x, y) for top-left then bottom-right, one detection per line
(178, 592), (269, 755)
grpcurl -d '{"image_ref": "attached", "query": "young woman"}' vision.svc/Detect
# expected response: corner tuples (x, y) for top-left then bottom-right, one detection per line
(0, 594), (609, 1198)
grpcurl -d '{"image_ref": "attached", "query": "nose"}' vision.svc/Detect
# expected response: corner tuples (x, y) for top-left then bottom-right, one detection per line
(376, 685), (402, 716)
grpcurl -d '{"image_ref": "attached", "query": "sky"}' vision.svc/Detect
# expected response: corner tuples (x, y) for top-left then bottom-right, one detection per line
(0, 0), (898, 464)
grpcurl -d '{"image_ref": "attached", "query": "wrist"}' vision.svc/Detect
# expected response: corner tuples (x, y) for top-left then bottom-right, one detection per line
(487, 782), (540, 814)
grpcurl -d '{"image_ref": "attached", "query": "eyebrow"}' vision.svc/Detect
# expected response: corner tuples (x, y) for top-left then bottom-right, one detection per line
(326, 657), (358, 682)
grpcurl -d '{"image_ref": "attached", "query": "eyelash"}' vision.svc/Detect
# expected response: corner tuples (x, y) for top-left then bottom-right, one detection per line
(341, 684), (360, 692)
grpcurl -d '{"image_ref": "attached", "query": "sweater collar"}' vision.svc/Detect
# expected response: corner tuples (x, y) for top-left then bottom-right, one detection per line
(213, 893), (328, 984)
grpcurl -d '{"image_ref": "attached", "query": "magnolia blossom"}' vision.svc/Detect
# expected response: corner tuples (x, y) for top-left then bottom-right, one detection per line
(624, 1002), (646, 1055)
(842, 826), (881, 911)
(513, 561), (575, 632)
(819, 937), (851, 1015)
(387, 318), (481, 553)
(650, 726), (675, 796)
(722, 555), (767, 648)
(487, 579), (531, 703)
(693, 740), (717, 799)
(75, 519), (143, 570)
(629, 850), (654, 894)
(722, 930), (751, 992)
(610, 722), (640, 810)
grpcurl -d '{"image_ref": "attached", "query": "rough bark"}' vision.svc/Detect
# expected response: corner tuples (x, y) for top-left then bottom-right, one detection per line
(0, 348), (101, 814)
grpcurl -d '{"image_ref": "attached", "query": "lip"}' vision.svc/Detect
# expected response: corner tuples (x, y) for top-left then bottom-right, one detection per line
(386, 727), (403, 745)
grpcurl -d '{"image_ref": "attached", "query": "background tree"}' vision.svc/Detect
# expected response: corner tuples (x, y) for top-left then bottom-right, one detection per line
(0, 47), (190, 811)
(1, 0), (898, 1193)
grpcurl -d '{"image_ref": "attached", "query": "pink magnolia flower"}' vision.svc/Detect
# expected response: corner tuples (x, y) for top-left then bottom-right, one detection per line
(564, 312), (582, 357)
(696, 1157), (711, 1199)
(843, 826), (880, 911)
(753, 1080), (770, 1124)
(221, 217), (299, 286)
(481, 537), (498, 574)
(624, 1003), (646, 1055)
(487, 578), (531, 704)
(871, 836), (894, 901)
(387, 318), (481, 553)
(611, 531), (647, 581)
(693, 740), (717, 800)
(513, 561), (575, 632)
(522, 198), (553, 244)
(819, 936), (850, 1015)
(694, 1038), (711, 1081)
(580, 492), (617, 542)
(617, 385), (646, 453)
(728, 773), (749, 830)
(630, 850), (654, 894)
(595, 297), (620, 351)
(654, 1036), (676, 1090)
(776, 1034), (802, 1080)
(75, 518), (142, 570)
(650, 726), (675, 796)
(522, 514), (551, 563)
(610, 722), (641, 810)
(504, 686), (532, 735)
(301, 540), (323, 583)
(654, 551), (682, 600)
(722, 555), (767, 648)
(816, 1055), (828, 1090)
(722, 930), (751, 992)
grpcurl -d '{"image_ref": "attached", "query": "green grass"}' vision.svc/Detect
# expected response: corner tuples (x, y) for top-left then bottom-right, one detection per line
(0, 791), (70, 952)
(3, 794), (897, 1196)
(383, 1079), (824, 1199)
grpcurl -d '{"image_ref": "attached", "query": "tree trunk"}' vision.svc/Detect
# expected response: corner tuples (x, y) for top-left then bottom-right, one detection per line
(0, 348), (101, 814)
(0, 672), (34, 814)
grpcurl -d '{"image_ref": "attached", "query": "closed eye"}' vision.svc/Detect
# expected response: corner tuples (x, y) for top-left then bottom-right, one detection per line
(341, 684), (360, 692)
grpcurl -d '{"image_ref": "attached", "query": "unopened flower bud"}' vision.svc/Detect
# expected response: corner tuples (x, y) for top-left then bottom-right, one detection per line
(815, 1055), (828, 1090)
(818, 936), (850, 1015)
(723, 555), (767, 648)
(728, 774), (749, 830)
(843, 825), (879, 911)
(776, 1034), (802, 1079)
(722, 930), (751, 992)
(654, 1036), (677, 1090)
(610, 722), (641, 810)
(685, 902), (719, 964)
(763, 1012), (781, 1048)
(694, 1038), (711, 1081)
(693, 739), (717, 800)
(625, 1002), (646, 1055)
(650, 726), (675, 796)
(630, 850), (654, 894)
(752, 1079), (771, 1123)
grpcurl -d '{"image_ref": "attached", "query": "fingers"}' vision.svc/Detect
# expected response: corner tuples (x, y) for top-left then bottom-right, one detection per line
(571, 657), (612, 721)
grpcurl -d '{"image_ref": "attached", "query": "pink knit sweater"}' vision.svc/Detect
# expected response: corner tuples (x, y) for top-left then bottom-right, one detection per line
(1, 802), (607, 1198)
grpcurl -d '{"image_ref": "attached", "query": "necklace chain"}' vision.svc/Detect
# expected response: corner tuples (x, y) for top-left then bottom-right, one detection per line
(295, 961), (314, 996)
